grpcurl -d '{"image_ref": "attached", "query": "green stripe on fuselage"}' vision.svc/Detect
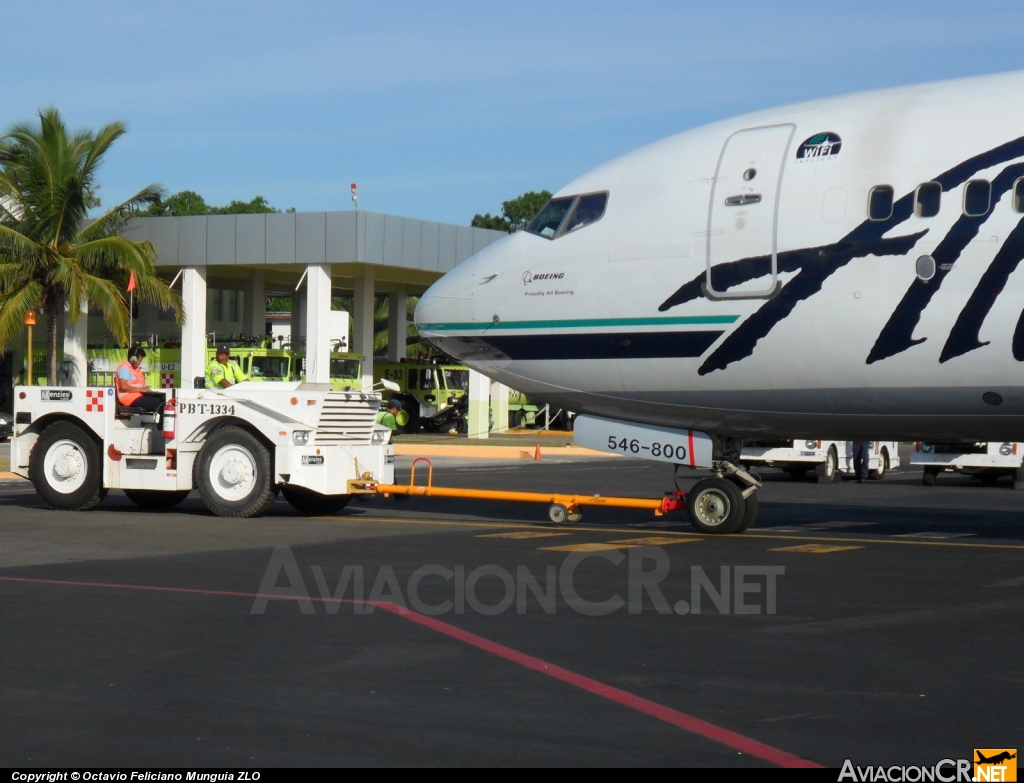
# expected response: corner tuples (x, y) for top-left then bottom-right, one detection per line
(419, 315), (740, 332)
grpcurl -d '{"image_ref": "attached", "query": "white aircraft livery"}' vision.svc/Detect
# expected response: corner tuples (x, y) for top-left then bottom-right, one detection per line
(416, 71), (1024, 455)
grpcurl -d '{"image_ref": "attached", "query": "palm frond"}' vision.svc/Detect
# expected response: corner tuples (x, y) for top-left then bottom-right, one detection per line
(80, 273), (129, 345)
(0, 280), (42, 350)
(78, 183), (164, 241)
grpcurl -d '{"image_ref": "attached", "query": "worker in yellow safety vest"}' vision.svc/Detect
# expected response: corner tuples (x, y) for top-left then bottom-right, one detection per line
(205, 344), (249, 388)
(376, 398), (409, 433)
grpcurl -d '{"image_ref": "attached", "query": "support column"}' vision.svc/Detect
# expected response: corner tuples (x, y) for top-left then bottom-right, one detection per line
(467, 369), (490, 439)
(62, 297), (88, 387)
(352, 267), (375, 390)
(387, 287), (407, 361)
(290, 290), (304, 351)
(242, 269), (265, 340)
(181, 267), (207, 389)
(304, 264), (331, 384)
(490, 380), (509, 435)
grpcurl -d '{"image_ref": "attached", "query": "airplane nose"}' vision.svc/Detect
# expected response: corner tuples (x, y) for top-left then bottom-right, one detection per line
(415, 263), (476, 329)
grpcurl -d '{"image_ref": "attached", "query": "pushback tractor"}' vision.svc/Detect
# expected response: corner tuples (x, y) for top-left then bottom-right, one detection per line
(10, 382), (395, 517)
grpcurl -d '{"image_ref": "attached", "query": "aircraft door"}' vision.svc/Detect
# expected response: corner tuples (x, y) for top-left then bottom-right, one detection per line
(705, 123), (795, 299)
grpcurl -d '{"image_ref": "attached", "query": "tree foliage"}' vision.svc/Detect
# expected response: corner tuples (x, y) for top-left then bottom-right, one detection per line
(471, 190), (552, 233)
(0, 109), (182, 381)
(140, 191), (294, 217)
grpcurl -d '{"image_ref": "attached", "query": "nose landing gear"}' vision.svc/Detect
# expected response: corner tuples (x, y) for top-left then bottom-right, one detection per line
(684, 459), (761, 534)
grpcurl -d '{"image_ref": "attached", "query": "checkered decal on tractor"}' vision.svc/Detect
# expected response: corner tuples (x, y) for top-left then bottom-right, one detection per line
(161, 373), (175, 389)
(85, 389), (104, 413)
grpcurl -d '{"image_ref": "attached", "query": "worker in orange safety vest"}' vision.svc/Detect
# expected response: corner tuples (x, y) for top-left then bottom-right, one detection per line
(115, 346), (164, 414)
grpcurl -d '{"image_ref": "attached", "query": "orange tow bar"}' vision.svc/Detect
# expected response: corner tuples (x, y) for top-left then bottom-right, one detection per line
(373, 458), (686, 524)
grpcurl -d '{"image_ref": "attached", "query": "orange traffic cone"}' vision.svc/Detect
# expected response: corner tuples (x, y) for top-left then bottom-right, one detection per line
(534, 444), (542, 461)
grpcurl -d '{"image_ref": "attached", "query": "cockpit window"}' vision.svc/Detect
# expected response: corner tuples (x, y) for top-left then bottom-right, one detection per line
(525, 197), (575, 238)
(563, 192), (608, 233)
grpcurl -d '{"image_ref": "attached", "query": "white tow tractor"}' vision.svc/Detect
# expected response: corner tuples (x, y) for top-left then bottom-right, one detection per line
(740, 440), (899, 483)
(911, 442), (1024, 488)
(10, 382), (395, 517)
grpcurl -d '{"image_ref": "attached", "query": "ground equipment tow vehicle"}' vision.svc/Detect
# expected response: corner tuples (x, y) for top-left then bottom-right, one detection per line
(11, 381), (395, 517)
(741, 439), (898, 483)
(911, 442), (1024, 488)
(375, 360), (469, 433)
(291, 350), (362, 391)
(506, 389), (575, 431)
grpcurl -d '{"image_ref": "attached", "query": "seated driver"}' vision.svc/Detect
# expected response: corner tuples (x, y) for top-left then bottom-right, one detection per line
(205, 344), (249, 389)
(115, 346), (164, 413)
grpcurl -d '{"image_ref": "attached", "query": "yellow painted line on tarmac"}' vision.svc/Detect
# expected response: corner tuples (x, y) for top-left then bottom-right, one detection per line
(746, 532), (1024, 551)
(476, 531), (569, 540)
(769, 544), (864, 554)
(541, 537), (701, 552)
(540, 543), (630, 553)
(327, 514), (1024, 551)
(607, 536), (700, 546)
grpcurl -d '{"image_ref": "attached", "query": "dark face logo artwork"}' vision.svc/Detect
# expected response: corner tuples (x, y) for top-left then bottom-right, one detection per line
(659, 135), (1024, 374)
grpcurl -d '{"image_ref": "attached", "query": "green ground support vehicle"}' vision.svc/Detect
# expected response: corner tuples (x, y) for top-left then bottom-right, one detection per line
(329, 352), (362, 391)
(289, 350), (363, 391)
(374, 360), (469, 433)
(238, 348), (292, 383)
(506, 388), (576, 431)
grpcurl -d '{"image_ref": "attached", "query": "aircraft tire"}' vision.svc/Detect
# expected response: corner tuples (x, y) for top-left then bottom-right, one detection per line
(195, 426), (277, 518)
(725, 474), (759, 532)
(869, 449), (889, 481)
(815, 447), (838, 484)
(124, 489), (191, 509)
(1013, 463), (1024, 490)
(922, 466), (939, 486)
(686, 477), (746, 534)
(282, 485), (352, 515)
(30, 420), (105, 511)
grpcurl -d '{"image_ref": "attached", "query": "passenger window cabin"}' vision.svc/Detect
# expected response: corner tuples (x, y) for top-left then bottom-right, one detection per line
(1014, 178), (1024, 213)
(963, 179), (991, 217)
(914, 182), (941, 217)
(868, 186), (894, 221)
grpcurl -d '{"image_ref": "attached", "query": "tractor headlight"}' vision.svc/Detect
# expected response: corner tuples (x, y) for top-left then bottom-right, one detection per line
(292, 431), (310, 445)
(371, 427), (389, 445)
(1000, 442), (1013, 456)
(921, 444), (934, 454)
(804, 440), (817, 450)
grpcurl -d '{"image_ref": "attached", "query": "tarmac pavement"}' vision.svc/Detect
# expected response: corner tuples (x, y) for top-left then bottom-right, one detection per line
(0, 454), (1021, 767)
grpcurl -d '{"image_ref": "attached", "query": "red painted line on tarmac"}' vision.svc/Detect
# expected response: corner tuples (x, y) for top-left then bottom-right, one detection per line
(376, 602), (820, 767)
(0, 574), (819, 768)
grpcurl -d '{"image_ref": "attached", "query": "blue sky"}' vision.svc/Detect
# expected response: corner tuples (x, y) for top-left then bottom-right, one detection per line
(5, 1), (1024, 224)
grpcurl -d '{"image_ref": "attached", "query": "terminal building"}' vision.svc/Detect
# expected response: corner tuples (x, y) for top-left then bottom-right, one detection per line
(0, 210), (508, 436)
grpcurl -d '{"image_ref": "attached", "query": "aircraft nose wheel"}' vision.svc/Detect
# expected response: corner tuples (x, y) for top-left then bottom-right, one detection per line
(686, 477), (749, 534)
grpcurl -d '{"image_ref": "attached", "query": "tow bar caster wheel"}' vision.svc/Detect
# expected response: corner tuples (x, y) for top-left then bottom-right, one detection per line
(548, 503), (569, 524)
(686, 477), (747, 534)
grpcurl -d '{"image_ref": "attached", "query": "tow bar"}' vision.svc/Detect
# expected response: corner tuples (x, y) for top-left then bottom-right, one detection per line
(371, 458), (686, 524)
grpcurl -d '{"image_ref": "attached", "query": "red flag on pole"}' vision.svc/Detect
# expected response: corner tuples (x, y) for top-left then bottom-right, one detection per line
(127, 271), (137, 293)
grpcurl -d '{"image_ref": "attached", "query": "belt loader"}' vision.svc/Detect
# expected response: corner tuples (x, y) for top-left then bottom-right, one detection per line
(10, 382), (395, 517)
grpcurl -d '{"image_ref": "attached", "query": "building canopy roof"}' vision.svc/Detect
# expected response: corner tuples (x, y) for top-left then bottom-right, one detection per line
(125, 210), (506, 276)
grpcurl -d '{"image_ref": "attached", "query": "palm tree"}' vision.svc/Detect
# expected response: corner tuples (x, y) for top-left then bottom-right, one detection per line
(0, 108), (181, 383)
